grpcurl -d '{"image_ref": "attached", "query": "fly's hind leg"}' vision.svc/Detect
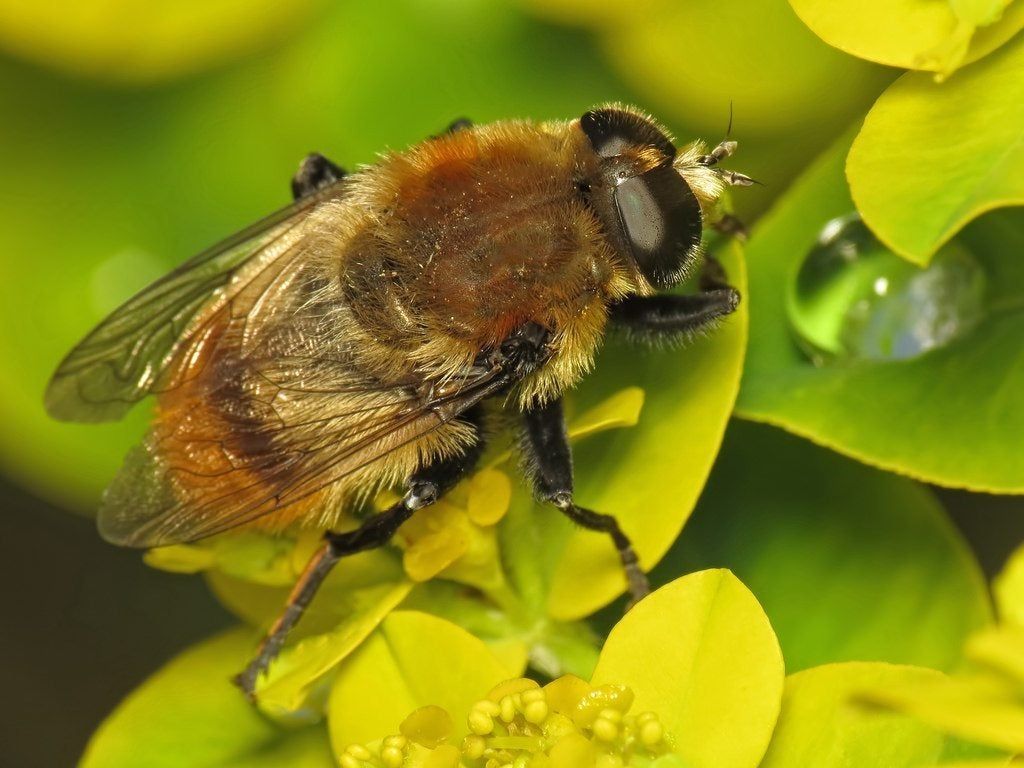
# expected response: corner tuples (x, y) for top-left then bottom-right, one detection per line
(521, 397), (650, 607)
(234, 408), (486, 699)
(291, 153), (347, 200)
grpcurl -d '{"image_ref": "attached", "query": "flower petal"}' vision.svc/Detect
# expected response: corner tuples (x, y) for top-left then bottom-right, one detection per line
(327, 611), (514, 751)
(591, 569), (783, 768)
(466, 469), (513, 526)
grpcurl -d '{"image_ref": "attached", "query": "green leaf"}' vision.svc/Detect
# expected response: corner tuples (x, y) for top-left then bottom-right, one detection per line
(760, 663), (948, 768)
(591, 569), (784, 768)
(737, 127), (1024, 492)
(326, 611), (513, 751)
(500, 243), (747, 621)
(0, 0), (633, 512)
(848, 33), (1024, 265)
(81, 628), (334, 768)
(657, 421), (991, 673)
(789, 0), (1024, 75)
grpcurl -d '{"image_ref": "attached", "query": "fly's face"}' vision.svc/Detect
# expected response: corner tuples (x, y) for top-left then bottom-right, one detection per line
(574, 105), (748, 291)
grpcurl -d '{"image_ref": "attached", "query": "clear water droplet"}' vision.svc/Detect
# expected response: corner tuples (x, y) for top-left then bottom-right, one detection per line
(787, 213), (987, 365)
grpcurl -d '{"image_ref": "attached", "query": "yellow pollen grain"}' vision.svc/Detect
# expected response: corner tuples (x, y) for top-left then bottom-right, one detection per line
(639, 719), (664, 746)
(462, 734), (487, 760)
(469, 709), (495, 735)
(592, 716), (619, 742)
(381, 746), (404, 768)
(521, 689), (545, 705)
(345, 744), (373, 761)
(523, 700), (548, 724)
(475, 699), (502, 717)
(499, 696), (517, 723)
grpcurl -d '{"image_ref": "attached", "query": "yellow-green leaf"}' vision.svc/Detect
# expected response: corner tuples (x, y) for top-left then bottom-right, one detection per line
(256, 581), (413, 719)
(327, 611), (513, 751)
(860, 672), (1024, 752)
(965, 626), (1024, 685)
(789, 0), (1024, 75)
(0, 0), (321, 85)
(520, 243), (746, 621)
(566, 386), (644, 441)
(760, 662), (947, 767)
(591, 569), (784, 768)
(848, 33), (1024, 265)
(144, 544), (216, 574)
(995, 544), (1024, 626)
(81, 628), (334, 768)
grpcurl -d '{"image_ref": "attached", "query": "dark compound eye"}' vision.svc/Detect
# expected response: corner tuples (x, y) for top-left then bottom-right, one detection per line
(613, 164), (702, 288)
(580, 108), (676, 159)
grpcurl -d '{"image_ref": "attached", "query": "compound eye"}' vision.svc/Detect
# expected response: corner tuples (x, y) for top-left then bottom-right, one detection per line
(580, 108), (676, 159)
(613, 164), (702, 288)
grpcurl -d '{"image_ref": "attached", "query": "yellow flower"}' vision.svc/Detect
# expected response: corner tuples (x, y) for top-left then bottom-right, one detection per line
(326, 570), (785, 768)
(339, 677), (680, 768)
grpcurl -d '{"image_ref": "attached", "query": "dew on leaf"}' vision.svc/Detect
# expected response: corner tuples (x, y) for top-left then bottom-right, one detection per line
(787, 213), (987, 365)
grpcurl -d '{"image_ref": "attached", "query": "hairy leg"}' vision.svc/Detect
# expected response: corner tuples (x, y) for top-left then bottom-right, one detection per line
(520, 397), (650, 606)
(234, 408), (485, 698)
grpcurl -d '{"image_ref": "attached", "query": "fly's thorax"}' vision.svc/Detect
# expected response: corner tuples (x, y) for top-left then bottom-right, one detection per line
(332, 121), (640, 397)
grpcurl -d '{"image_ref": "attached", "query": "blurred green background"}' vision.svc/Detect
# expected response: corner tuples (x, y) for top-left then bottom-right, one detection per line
(1, 1), (1020, 765)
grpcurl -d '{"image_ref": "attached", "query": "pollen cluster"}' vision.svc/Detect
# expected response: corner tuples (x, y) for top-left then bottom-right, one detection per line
(338, 676), (677, 768)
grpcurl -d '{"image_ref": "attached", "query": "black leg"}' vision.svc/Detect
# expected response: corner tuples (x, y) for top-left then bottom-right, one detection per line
(234, 409), (486, 699)
(521, 398), (650, 606)
(429, 117), (473, 141)
(445, 117), (473, 133)
(291, 152), (346, 200)
(609, 255), (740, 345)
(712, 213), (748, 242)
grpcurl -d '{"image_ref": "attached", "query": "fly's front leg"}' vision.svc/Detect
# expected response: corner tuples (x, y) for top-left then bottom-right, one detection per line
(609, 254), (740, 345)
(234, 408), (486, 699)
(291, 153), (347, 200)
(521, 397), (650, 606)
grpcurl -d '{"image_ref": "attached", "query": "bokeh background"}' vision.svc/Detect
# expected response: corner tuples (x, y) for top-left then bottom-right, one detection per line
(1, 2), (1021, 765)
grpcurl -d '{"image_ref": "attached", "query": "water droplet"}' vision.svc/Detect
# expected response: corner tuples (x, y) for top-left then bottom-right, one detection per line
(787, 213), (987, 365)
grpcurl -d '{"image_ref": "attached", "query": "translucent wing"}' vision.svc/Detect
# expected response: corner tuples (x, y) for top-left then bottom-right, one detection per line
(98, 350), (507, 548)
(45, 184), (340, 422)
